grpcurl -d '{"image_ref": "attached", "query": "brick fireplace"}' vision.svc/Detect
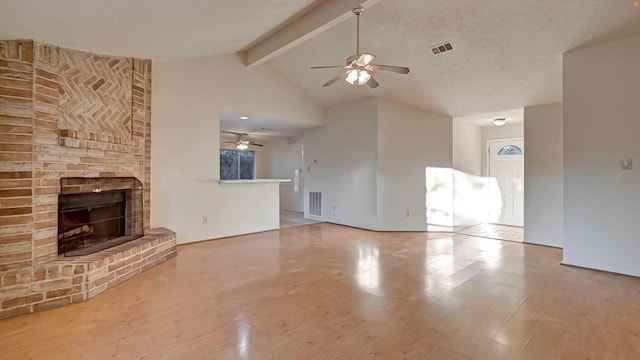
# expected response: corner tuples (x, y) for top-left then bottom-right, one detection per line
(0, 40), (176, 319)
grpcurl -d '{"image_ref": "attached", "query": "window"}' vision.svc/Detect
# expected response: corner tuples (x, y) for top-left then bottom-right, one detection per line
(498, 145), (523, 156)
(220, 149), (255, 180)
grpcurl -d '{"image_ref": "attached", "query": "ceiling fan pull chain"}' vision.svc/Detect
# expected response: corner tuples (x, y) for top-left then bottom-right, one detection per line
(356, 9), (360, 56)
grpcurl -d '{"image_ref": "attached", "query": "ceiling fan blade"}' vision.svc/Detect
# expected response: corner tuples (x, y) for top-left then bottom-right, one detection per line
(248, 142), (264, 147)
(323, 72), (348, 87)
(356, 53), (376, 66)
(369, 64), (410, 74)
(311, 65), (346, 70)
(221, 131), (248, 136)
(367, 77), (380, 89)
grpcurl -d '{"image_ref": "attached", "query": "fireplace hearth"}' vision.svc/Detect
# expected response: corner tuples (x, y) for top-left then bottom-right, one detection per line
(58, 177), (144, 256)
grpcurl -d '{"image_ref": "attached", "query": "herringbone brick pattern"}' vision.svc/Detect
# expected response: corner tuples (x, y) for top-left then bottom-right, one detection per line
(59, 48), (132, 140)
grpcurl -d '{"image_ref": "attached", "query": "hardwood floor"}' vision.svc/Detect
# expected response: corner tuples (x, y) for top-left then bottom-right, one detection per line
(280, 210), (322, 229)
(1, 223), (639, 359)
(457, 223), (524, 243)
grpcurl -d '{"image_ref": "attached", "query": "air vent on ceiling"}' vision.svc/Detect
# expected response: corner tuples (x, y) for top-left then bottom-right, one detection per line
(431, 42), (454, 56)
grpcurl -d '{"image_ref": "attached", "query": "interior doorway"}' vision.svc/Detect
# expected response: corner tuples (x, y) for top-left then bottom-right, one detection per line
(487, 138), (524, 227)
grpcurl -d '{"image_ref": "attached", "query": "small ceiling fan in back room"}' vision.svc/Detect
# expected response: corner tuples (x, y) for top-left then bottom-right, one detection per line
(222, 131), (264, 151)
(310, 6), (410, 89)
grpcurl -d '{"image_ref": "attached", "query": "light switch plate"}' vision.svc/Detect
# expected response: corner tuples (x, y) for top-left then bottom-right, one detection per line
(621, 158), (632, 170)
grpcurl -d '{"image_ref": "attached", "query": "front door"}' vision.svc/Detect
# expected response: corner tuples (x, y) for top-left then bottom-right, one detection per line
(488, 139), (524, 226)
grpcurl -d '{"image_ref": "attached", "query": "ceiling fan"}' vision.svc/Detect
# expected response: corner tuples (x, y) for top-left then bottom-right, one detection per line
(310, 6), (410, 89)
(222, 131), (264, 150)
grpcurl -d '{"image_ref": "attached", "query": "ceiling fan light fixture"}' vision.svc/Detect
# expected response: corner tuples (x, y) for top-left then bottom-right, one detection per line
(346, 69), (371, 86)
(492, 118), (508, 127)
(236, 140), (250, 150)
(310, 6), (409, 89)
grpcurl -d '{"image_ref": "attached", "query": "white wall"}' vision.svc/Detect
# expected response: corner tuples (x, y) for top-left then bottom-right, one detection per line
(152, 54), (325, 244)
(482, 123), (524, 141)
(453, 121), (482, 176)
(303, 98), (453, 231)
(268, 137), (304, 212)
(303, 99), (379, 229)
(451, 170), (490, 229)
(451, 121), (487, 229)
(481, 123), (524, 176)
(524, 103), (563, 248)
(377, 99), (452, 231)
(563, 33), (640, 276)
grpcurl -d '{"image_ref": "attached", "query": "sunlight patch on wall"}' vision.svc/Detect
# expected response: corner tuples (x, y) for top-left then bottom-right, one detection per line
(425, 167), (454, 228)
(426, 167), (503, 229)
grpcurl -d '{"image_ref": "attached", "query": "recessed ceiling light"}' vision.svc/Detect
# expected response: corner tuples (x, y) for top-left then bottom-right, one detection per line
(492, 118), (507, 126)
(240, 116), (249, 120)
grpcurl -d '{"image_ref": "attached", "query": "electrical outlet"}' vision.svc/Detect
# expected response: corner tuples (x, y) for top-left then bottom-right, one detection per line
(202, 216), (208, 224)
(406, 211), (411, 217)
(621, 158), (633, 170)
(333, 205), (336, 211)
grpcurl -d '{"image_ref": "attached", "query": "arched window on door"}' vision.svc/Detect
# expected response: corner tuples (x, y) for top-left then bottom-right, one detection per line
(498, 145), (523, 156)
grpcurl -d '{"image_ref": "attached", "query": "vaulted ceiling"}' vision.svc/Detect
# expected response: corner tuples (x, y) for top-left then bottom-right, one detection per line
(1, 0), (639, 117)
(0, 0), (319, 60)
(269, 0), (640, 116)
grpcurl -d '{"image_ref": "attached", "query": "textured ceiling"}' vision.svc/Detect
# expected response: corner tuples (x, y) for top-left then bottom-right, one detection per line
(0, 0), (319, 60)
(2, 0), (639, 118)
(269, 0), (640, 117)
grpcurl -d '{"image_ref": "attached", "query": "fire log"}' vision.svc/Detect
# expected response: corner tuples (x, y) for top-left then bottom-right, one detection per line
(58, 225), (94, 240)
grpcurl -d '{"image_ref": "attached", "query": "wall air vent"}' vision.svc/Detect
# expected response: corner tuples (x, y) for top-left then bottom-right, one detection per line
(431, 42), (454, 56)
(309, 192), (322, 217)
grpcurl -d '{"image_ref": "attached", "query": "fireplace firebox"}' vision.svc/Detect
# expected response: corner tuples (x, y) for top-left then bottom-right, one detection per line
(58, 177), (144, 256)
